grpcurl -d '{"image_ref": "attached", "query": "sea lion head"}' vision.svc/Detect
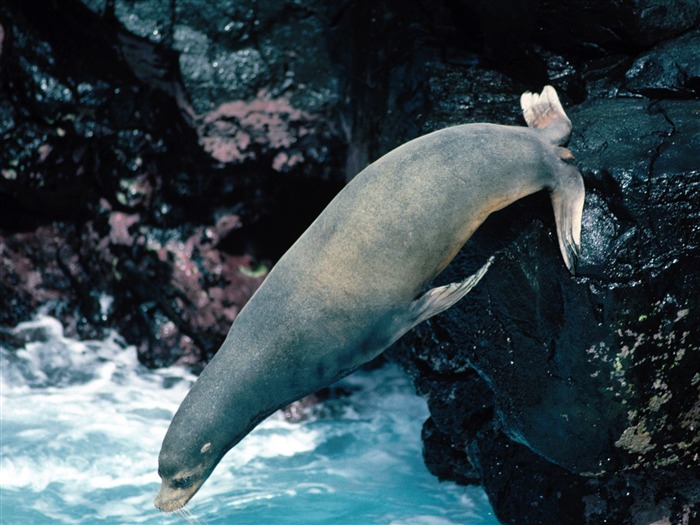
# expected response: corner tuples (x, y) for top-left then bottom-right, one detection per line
(154, 438), (219, 512)
(154, 367), (269, 512)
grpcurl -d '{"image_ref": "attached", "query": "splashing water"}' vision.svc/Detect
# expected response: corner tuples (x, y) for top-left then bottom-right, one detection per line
(0, 316), (499, 525)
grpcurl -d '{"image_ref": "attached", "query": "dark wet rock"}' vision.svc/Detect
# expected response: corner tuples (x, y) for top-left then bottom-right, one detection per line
(535, 0), (700, 52)
(77, 0), (345, 175)
(393, 94), (700, 523)
(418, 64), (523, 132)
(625, 28), (700, 97)
(414, 364), (494, 486)
(0, 0), (346, 365)
(86, 0), (344, 115)
(88, 205), (266, 367)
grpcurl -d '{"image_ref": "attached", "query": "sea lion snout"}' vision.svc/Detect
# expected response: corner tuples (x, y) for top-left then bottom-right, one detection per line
(154, 478), (201, 512)
(153, 484), (182, 512)
(154, 462), (210, 512)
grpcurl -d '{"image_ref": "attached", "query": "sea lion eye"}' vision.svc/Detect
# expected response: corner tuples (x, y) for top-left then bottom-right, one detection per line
(171, 476), (193, 490)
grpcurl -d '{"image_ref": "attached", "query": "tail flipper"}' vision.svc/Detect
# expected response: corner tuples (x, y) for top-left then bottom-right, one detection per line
(550, 164), (585, 274)
(520, 85), (572, 146)
(521, 86), (583, 273)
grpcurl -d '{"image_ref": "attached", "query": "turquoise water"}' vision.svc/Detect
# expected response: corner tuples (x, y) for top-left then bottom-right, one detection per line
(0, 316), (499, 525)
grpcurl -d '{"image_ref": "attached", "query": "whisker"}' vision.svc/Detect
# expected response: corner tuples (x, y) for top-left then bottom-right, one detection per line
(169, 505), (207, 525)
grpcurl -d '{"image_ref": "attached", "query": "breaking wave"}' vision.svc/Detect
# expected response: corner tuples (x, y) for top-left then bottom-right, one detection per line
(0, 316), (497, 524)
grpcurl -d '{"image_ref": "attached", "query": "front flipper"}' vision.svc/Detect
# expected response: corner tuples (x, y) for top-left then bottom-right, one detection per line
(411, 255), (494, 325)
(387, 256), (494, 346)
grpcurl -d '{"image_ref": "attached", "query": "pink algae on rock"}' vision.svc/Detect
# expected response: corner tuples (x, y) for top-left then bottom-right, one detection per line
(131, 213), (265, 362)
(196, 90), (315, 170)
(108, 211), (141, 246)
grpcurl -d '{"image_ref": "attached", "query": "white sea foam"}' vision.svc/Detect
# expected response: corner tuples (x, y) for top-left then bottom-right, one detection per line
(0, 315), (498, 525)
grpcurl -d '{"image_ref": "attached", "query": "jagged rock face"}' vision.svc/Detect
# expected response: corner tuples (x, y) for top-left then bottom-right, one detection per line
(0, 0), (346, 365)
(625, 28), (700, 97)
(408, 99), (698, 518)
(535, 0), (700, 49)
(1, 0), (698, 523)
(392, 44), (700, 525)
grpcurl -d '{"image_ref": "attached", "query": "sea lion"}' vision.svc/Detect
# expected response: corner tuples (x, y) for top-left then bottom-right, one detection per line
(154, 86), (585, 512)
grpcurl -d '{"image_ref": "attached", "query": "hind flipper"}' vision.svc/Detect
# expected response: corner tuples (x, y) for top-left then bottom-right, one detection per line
(550, 164), (585, 274)
(520, 85), (572, 146)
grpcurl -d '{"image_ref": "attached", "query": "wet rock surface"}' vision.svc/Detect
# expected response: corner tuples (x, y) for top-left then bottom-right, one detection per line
(1, 0), (698, 523)
(0, 0), (346, 366)
(625, 28), (700, 97)
(393, 93), (699, 523)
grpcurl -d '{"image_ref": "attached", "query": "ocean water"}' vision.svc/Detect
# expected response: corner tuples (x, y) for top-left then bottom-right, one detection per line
(0, 316), (499, 525)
